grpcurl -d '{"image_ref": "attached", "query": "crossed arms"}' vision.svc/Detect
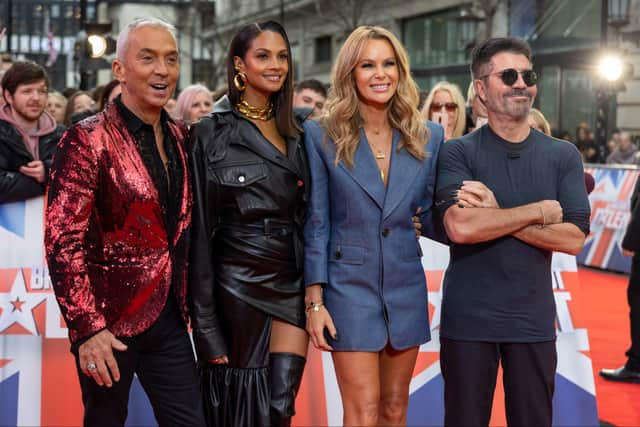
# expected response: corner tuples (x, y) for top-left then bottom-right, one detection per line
(446, 180), (586, 255)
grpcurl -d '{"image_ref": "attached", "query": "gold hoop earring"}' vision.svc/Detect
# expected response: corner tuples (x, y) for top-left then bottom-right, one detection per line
(234, 71), (247, 92)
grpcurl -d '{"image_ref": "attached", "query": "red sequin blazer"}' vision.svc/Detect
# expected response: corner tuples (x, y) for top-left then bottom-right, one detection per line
(45, 102), (192, 343)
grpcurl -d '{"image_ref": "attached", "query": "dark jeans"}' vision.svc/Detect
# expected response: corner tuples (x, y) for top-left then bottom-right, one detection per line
(626, 254), (640, 371)
(73, 297), (205, 427)
(440, 337), (556, 427)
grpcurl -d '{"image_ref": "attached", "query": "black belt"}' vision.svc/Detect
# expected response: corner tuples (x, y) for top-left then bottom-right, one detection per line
(219, 219), (295, 237)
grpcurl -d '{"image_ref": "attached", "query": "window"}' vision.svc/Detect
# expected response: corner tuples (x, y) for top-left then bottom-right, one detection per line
(291, 42), (301, 81)
(314, 35), (331, 64)
(510, 0), (602, 51)
(200, 1), (215, 29)
(414, 73), (471, 105)
(537, 65), (596, 134)
(192, 58), (215, 90)
(403, 8), (467, 69)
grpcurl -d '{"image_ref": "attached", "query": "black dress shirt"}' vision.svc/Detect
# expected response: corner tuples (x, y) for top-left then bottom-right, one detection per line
(115, 96), (182, 239)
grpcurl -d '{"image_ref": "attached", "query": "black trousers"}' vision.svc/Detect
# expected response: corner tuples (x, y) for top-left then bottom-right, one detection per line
(73, 297), (206, 427)
(626, 254), (640, 370)
(440, 337), (556, 427)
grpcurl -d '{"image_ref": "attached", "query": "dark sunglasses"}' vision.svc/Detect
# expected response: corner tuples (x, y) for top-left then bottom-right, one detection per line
(430, 102), (458, 112)
(479, 68), (538, 87)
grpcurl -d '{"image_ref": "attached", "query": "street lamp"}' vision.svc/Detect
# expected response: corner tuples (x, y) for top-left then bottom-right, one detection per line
(74, 23), (115, 90)
(594, 0), (632, 161)
(594, 52), (631, 160)
(597, 53), (625, 81)
(87, 34), (107, 58)
(608, 0), (631, 28)
(456, 5), (484, 54)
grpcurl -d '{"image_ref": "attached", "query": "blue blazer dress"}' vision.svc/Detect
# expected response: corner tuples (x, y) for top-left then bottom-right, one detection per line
(303, 120), (444, 351)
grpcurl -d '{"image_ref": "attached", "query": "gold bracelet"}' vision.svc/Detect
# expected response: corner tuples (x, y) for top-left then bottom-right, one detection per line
(305, 301), (324, 314)
(538, 205), (546, 229)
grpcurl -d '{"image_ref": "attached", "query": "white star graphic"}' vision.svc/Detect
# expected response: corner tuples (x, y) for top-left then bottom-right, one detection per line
(0, 269), (47, 335)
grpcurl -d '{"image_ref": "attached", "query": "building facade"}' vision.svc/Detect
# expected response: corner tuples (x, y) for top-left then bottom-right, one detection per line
(0, 0), (215, 92)
(97, 0), (216, 91)
(205, 0), (640, 141)
(0, 0), (97, 90)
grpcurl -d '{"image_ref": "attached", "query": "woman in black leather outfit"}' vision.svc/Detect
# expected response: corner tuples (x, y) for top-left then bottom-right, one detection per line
(188, 21), (309, 427)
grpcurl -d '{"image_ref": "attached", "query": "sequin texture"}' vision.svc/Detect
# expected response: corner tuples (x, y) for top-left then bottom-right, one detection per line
(44, 103), (192, 343)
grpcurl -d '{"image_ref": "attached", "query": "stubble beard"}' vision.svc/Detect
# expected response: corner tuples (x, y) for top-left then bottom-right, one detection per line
(494, 93), (533, 121)
(14, 104), (44, 123)
(504, 99), (531, 120)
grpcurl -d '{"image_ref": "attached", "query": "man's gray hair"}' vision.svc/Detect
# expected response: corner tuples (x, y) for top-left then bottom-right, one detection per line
(116, 18), (177, 60)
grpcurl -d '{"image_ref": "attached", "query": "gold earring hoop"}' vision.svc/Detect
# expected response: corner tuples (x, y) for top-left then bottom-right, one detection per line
(234, 71), (247, 92)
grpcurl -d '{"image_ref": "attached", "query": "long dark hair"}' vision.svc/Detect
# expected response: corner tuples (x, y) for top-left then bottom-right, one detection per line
(226, 21), (299, 137)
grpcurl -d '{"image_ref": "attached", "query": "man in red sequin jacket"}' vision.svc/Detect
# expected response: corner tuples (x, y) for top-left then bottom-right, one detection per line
(45, 18), (205, 427)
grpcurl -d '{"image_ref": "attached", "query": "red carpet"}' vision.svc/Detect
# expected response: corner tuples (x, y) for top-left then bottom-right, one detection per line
(577, 267), (640, 426)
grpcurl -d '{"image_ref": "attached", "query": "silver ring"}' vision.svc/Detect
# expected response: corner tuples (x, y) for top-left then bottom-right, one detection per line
(87, 362), (97, 371)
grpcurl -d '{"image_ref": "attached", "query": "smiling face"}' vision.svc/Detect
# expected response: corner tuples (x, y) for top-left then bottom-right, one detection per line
(113, 25), (179, 115)
(476, 51), (536, 121)
(5, 80), (48, 124)
(234, 30), (288, 103)
(353, 38), (399, 109)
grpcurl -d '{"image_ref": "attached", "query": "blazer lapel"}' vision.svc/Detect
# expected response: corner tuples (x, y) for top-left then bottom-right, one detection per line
(338, 128), (385, 210)
(383, 130), (422, 219)
(107, 108), (161, 205)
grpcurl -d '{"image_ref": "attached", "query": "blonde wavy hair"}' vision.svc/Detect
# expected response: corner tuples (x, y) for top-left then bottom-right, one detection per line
(528, 108), (551, 135)
(420, 81), (466, 139)
(319, 26), (428, 167)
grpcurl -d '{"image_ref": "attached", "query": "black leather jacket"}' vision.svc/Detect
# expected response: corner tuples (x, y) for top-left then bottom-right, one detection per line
(189, 96), (311, 361)
(0, 119), (64, 203)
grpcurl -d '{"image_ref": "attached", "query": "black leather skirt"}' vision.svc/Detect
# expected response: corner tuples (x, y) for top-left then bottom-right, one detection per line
(201, 286), (271, 427)
(214, 221), (305, 329)
(202, 222), (306, 426)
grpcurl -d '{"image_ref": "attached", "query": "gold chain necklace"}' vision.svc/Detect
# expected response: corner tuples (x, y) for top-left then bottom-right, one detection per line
(365, 127), (391, 159)
(236, 97), (274, 121)
(364, 127), (392, 183)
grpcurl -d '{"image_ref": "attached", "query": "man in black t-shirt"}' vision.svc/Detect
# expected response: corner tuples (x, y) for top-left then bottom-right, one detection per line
(435, 38), (591, 426)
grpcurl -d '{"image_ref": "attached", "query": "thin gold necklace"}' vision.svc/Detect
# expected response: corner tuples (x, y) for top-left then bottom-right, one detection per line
(236, 96), (274, 121)
(365, 127), (391, 160)
(364, 127), (391, 183)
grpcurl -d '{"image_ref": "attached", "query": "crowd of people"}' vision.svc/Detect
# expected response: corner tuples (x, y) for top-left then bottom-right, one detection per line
(1, 47), (636, 170)
(0, 14), (635, 427)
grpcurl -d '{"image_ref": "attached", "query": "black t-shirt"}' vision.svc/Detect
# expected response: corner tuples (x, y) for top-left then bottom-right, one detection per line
(435, 125), (590, 342)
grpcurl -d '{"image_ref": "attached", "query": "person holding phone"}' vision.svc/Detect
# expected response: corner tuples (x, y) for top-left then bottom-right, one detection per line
(421, 81), (466, 141)
(303, 26), (445, 426)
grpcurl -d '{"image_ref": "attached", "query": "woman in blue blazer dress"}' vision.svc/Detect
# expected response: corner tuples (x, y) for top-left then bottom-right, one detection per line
(303, 26), (444, 426)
